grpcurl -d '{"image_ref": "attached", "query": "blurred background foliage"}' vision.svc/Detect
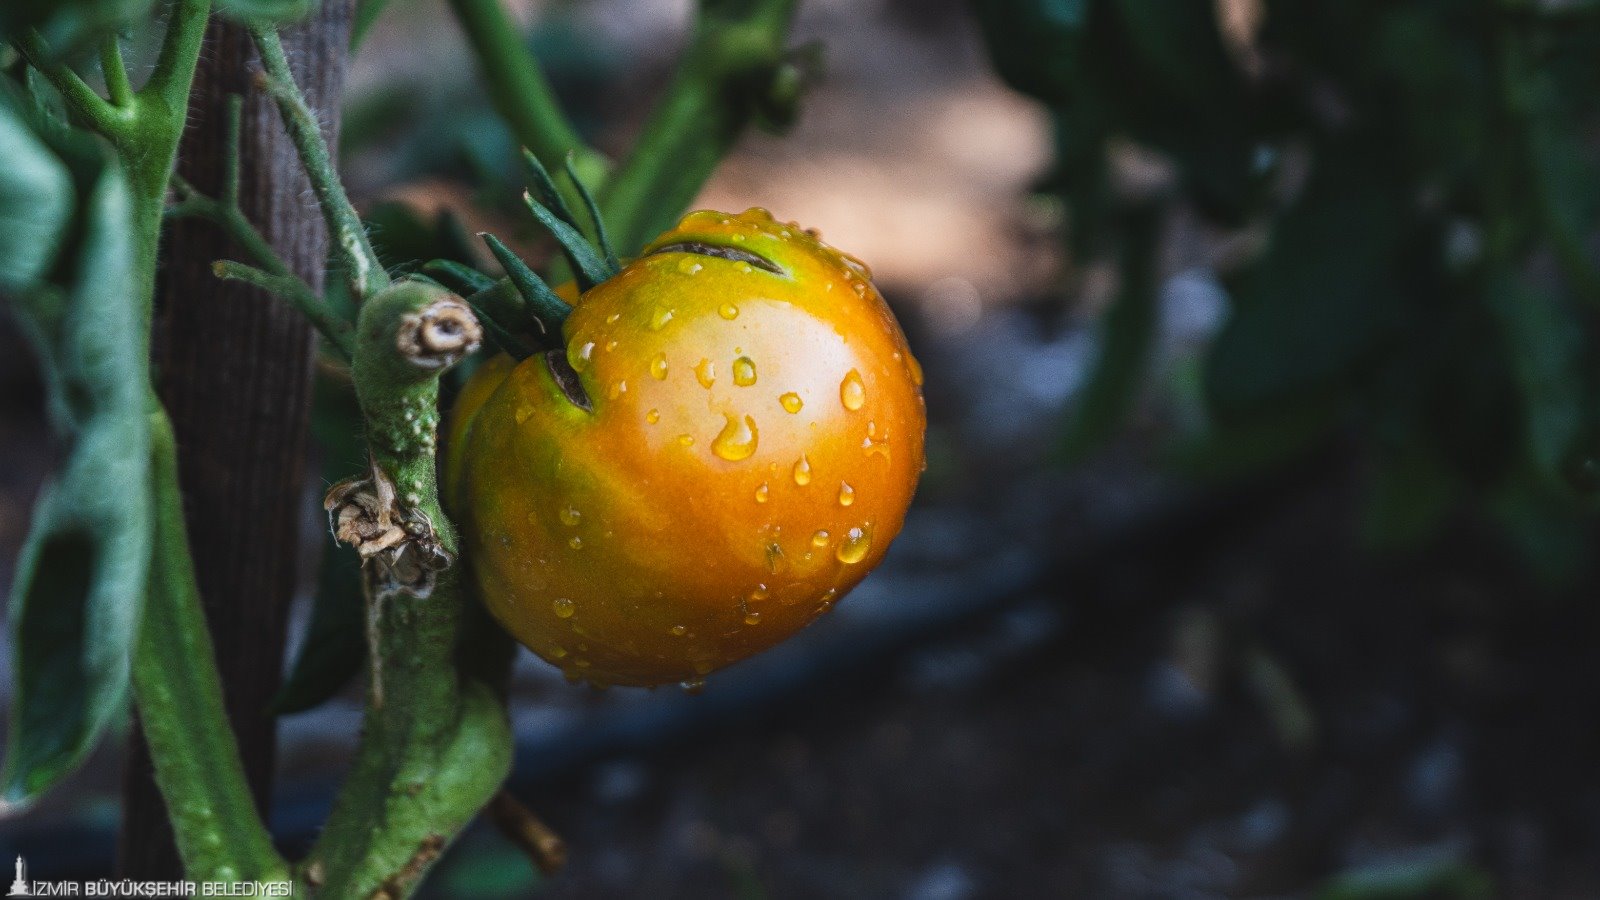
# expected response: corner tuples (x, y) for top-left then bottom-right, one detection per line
(975, 0), (1600, 581)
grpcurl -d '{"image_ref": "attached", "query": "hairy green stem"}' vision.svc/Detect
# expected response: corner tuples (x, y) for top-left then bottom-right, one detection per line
(212, 260), (357, 358)
(304, 281), (510, 897)
(135, 409), (290, 883)
(250, 25), (388, 303)
(444, 0), (609, 206)
(100, 35), (135, 109)
(599, 0), (799, 255)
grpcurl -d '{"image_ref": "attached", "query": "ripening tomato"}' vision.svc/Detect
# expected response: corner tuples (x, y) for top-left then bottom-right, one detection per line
(445, 208), (925, 686)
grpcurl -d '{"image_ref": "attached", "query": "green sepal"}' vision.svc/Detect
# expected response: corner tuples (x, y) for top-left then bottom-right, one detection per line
(480, 232), (573, 334)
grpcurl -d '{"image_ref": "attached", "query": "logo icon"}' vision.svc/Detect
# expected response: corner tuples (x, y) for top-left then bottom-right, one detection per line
(6, 855), (28, 897)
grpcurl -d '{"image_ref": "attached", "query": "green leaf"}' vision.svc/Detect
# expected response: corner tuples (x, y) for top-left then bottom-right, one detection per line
(1486, 278), (1589, 486)
(0, 88), (74, 292)
(0, 0), (154, 60)
(967, 0), (1089, 105)
(1205, 145), (1409, 421)
(1, 90), (151, 807)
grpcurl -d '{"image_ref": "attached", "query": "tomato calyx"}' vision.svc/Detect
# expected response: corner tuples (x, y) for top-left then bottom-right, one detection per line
(647, 241), (785, 275)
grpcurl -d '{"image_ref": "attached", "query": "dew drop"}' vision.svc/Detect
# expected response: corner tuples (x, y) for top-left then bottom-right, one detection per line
(569, 341), (595, 372)
(836, 525), (872, 564)
(607, 380), (627, 400)
(670, 624), (688, 636)
(646, 408), (661, 424)
(605, 339), (618, 353)
(907, 353), (925, 387)
(677, 433), (695, 447)
(744, 611), (762, 625)
(780, 392), (804, 414)
(651, 352), (669, 380)
(840, 369), (866, 411)
(606, 312), (621, 324)
(754, 482), (769, 503)
(750, 584), (770, 601)
(733, 356), (757, 386)
(559, 506), (581, 527)
(712, 413), (759, 461)
(678, 257), (704, 275)
(568, 536), (584, 550)
(694, 358), (716, 388)
(719, 303), (740, 320)
(812, 530), (831, 548)
(515, 404), (533, 424)
(552, 597), (575, 618)
(838, 482), (856, 507)
(650, 307), (675, 330)
(792, 454), (812, 486)
(549, 645), (568, 659)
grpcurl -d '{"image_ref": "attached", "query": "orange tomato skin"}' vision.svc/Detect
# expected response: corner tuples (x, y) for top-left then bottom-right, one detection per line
(446, 208), (926, 686)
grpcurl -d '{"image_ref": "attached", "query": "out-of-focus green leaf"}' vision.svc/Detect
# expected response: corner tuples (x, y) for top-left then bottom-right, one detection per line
(0, 94), (74, 292)
(968, 0), (1088, 105)
(1486, 279), (1589, 486)
(0, 0), (154, 60)
(1206, 146), (1408, 421)
(1362, 441), (1457, 548)
(0, 87), (150, 807)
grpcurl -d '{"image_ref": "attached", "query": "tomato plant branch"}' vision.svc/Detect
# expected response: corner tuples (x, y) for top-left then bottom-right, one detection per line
(134, 410), (290, 884)
(444, 0), (609, 205)
(212, 260), (357, 358)
(100, 35), (135, 109)
(598, 0), (802, 255)
(249, 25), (388, 303)
(302, 281), (512, 897)
(15, 31), (129, 138)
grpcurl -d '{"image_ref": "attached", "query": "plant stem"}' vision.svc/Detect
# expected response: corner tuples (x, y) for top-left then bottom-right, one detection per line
(599, 0), (799, 255)
(100, 35), (135, 108)
(303, 281), (510, 897)
(134, 408), (290, 884)
(213, 260), (357, 358)
(250, 25), (388, 303)
(444, 0), (609, 204)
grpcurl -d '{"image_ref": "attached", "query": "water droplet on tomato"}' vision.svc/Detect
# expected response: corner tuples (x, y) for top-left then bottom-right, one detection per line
(515, 404), (532, 424)
(780, 392), (804, 414)
(559, 506), (581, 526)
(694, 358), (716, 388)
(568, 536), (583, 550)
(744, 611), (762, 625)
(569, 341), (595, 371)
(712, 413), (759, 461)
(754, 482), (769, 503)
(670, 624), (688, 636)
(552, 597), (575, 618)
(719, 303), (739, 320)
(751, 584), (770, 601)
(838, 482), (855, 506)
(677, 434), (695, 447)
(678, 257), (703, 275)
(646, 408), (661, 424)
(836, 525), (872, 564)
(607, 379), (627, 399)
(840, 369), (865, 411)
(792, 454), (812, 486)
(733, 357), (757, 386)
(812, 530), (830, 548)
(651, 353), (669, 380)
(650, 307), (675, 330)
